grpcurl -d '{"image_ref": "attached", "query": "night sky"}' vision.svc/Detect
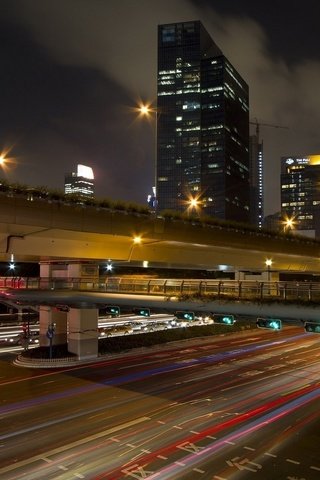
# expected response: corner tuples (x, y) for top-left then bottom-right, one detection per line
(1, 0), (320, 216)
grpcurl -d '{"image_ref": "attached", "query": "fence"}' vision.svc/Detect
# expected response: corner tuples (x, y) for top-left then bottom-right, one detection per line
(1, 276), (320, 302)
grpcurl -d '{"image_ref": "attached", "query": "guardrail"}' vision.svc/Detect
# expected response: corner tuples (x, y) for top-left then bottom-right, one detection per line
(1, 276), (320, 302)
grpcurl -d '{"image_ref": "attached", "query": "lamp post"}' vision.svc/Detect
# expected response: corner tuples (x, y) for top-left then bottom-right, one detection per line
(265, 259), (272, 281)
(113, 235), (164, 269)
(265, 258), (272, 295)
(46, 322), (56, 359)
(138, 103), (158, 214)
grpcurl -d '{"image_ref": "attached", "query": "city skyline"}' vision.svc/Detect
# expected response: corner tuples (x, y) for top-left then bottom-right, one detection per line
(0, 0), (320, 216)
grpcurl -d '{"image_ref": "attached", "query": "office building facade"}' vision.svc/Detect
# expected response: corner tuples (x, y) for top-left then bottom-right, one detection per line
(65, 164), (95, 199)
(281, 155), (320, 237)
(156, 20), (250, 222)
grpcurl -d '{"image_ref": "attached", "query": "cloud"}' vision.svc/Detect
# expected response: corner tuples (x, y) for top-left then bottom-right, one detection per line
(2, 0), (320, 214)
(3, 0), (200, 99)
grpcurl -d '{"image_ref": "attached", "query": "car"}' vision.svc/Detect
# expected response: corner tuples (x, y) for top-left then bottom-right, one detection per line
(105, 325), (133, 336)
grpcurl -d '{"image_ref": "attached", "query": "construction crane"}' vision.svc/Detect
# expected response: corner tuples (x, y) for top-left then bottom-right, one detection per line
(249, 118), (288, 141)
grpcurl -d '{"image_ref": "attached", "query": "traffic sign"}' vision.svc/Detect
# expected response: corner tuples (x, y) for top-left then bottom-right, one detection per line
(304, 322), (320, 333)
(256, 318), (282, 330)
(175, 311), (195, 321)
(213, 314), (235, 325)
(133, 308), (151, 317)
(105, 306), (120, 317)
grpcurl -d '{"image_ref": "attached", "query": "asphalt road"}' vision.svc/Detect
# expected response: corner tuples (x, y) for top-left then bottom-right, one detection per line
(1, 326), (320, 479)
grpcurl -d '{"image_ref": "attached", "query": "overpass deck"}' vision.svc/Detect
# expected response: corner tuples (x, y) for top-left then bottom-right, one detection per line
(1, 193), (320, 272)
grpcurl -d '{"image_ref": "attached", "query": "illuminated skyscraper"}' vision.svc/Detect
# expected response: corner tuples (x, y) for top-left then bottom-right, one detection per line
(249, 134), (264, 228)
(281, 155), (320, 237)
(64, 164), (95, 199)
(156, 20), (249, 222)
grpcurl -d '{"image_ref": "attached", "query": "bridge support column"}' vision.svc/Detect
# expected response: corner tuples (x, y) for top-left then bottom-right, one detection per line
(39, 306), (67, 347)
(39, 261), (99, 289)
(67, 263), (99, 289)
(68, 307), (98, 360)
(235, 271), (279, 282)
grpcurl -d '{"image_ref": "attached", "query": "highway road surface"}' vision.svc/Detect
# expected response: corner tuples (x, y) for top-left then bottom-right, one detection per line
(1, 326), (320, 479)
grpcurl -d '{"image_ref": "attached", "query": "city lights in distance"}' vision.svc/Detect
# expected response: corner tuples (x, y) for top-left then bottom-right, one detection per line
(77, 164), (94, 179)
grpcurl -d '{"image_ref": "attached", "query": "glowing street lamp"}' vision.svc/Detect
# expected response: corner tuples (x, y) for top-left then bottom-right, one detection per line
(186, 195), (202, 215)
(282, 216), (296, 232)
(0, 147), (15, 172)
(139, 104), (152, 116)
(0, 154), (6, 166)
(137, 102), (158, 213)
(189, 198), (199, 209)
(133, 235), (142, 245)
(265, 258), (273, 282)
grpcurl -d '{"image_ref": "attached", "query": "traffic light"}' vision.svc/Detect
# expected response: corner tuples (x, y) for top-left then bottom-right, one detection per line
(304, 322), (320, 333)
(133, 307), (151, 317)
(105, 306), (120, 317)
(256, 318), (282, 330)
(21, 323), (29, 337)
(175, 311), (195, 321)
(213, 314), (235, 325)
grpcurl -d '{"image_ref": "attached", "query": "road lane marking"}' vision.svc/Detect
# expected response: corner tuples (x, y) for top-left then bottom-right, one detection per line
(0, 416), (150, 475)
(310, 465), (320, 471)
(264, 452), (277, 457)
(286, 458), (300, 464)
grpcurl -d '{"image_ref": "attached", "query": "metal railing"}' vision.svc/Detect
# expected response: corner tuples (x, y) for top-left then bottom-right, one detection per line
(1, 276), (320, 303)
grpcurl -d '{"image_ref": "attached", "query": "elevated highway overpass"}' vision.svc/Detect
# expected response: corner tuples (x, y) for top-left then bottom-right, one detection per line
(1, 193), (320, 274)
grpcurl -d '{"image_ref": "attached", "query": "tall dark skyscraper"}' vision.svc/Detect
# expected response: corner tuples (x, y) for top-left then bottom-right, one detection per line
(156, 21), (249, 222)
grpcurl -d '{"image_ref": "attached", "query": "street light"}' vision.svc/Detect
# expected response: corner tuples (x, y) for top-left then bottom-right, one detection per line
(185, 195), (202, 215)
(282, 215), (296, 232)
(138, 102), (158, 213)
(0, 147), (15, 172)
(265, 258), (272, 282)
